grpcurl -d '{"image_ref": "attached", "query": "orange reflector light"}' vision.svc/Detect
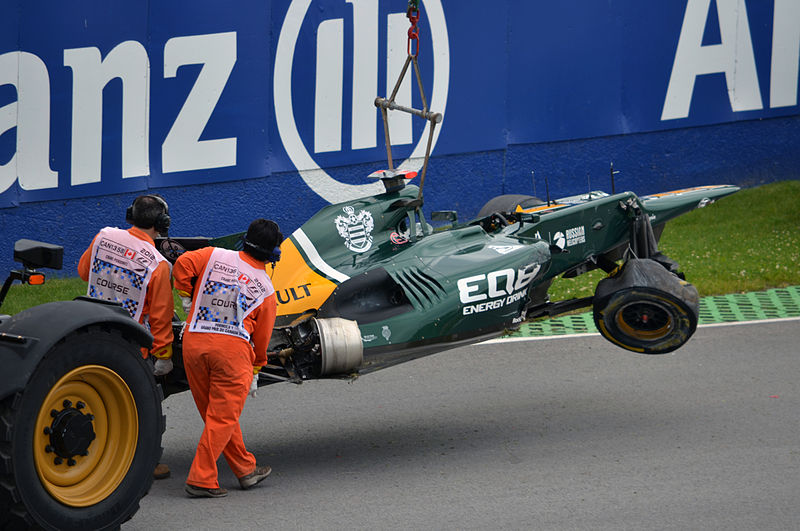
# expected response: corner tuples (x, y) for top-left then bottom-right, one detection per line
(27, 274), (45, 285)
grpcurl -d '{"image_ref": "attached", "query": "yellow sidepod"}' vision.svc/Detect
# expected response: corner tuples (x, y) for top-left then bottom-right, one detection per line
(268, 238), (339, 317)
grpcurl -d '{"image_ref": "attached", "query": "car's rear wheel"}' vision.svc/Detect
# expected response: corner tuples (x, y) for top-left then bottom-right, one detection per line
(593, 259), (699, 354)
(0, 326), (164, 530)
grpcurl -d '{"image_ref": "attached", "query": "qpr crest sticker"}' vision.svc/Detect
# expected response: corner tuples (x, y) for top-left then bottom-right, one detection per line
(335, 206), (374, 253)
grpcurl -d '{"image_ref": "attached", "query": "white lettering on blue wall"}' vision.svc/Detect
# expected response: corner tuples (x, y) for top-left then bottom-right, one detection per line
(311, 1), (411, 154)
(662, 0), (800, 120)
(770, 0), (800, 108)
(662, 0), (761, 120)
(64, 41), (150, 185)
(274, 0), (448, 204)
(314, 18), (344, 153)
(386, 11), (412, 147)
(0, 52), (58, 194)
(348, 0), (379, 151)
(162, 32), (238, 173)
(0, 31), (237, 196)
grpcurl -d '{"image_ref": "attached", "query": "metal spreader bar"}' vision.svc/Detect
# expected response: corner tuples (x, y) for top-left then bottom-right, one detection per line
(375, 96), (442, 124)
(373, 3), (442, 202)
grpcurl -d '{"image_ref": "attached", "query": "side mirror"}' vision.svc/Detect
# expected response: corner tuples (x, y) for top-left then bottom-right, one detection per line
(518, 213), (540, 223)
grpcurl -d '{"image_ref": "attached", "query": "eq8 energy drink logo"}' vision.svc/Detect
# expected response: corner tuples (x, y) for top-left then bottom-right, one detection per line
(457, 263), (541, 316)
(274, 0), (449, 203)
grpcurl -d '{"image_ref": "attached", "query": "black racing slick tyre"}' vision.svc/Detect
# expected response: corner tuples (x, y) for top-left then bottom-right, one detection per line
(0, 326), (164, 531)
(593, 258), (700, 354)
(476, 194), (545, 218)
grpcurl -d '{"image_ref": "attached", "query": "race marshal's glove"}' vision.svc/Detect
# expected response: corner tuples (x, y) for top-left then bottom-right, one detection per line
(153, 358), (173, 376)
(249, 374), (259, 398)
(180, 295), (192, 314)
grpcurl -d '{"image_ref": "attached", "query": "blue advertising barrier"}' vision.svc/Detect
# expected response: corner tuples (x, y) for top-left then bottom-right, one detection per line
(1, 0), (799, 275)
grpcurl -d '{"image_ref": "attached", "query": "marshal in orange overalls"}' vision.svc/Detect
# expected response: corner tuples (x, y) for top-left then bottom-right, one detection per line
(78, 226), (174, 360)
(173, 247), (276, 489)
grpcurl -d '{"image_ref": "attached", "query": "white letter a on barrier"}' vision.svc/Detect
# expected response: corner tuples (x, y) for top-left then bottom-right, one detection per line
(662, 0), (762, 120)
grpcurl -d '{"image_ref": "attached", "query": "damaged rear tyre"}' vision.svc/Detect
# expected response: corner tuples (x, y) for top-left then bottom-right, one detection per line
(593, 258), (699, 354)
(0, 327), (164, 530)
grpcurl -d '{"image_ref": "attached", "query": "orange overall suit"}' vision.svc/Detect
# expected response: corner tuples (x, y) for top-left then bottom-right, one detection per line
(78, 226), (174, 360)
(173, 247), (277, 489)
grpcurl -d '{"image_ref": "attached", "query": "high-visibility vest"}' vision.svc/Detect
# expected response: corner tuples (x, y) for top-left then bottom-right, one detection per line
(86, 227), (167, 322)
(188, 248), (274, 341)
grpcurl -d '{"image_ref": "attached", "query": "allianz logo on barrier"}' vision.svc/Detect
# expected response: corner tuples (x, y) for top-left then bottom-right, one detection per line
(2, 0), (797, 202)
(0, 32), (238, 196)
(274, 0), (450, 203)
(0, 0), (450, 204)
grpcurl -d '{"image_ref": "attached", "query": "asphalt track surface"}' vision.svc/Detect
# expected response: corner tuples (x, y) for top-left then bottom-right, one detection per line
(126, 319), (800, 530)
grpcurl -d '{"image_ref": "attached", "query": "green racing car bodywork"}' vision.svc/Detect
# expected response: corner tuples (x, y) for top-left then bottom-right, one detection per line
(159, 177), (739, 388)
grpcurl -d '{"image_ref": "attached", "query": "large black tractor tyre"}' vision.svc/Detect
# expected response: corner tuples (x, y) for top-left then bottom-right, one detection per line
(476, 194), (545, 218)
(593, 258), (700, 354)
(0, 326), (164, 530)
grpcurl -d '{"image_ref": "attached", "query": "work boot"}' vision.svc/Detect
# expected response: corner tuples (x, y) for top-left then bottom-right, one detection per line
(185, 484), (228, 498)
(238, 465), (271, 490)
(153, 463), (170, 480)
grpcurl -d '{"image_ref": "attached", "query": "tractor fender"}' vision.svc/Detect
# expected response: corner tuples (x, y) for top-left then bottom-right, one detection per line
(0, 298), (152, 400)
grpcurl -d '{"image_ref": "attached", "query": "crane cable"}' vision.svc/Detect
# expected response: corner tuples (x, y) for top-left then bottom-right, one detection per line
(407, 0), (420, 57)
(374, 0), (442, 203)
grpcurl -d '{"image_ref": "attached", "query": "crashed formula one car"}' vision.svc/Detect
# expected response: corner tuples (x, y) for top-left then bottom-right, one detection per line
(160, 177), (739, 390)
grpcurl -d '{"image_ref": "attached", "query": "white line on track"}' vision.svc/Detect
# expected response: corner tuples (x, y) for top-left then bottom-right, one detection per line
(483, 316), (800, 344)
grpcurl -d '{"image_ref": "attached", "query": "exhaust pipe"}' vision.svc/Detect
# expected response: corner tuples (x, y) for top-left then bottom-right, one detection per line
(315, 318), (363, 375)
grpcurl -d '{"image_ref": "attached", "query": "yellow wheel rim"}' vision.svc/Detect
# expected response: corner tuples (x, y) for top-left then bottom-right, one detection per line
(33, 365), (138, 507)
(615, 300), (673, 341)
